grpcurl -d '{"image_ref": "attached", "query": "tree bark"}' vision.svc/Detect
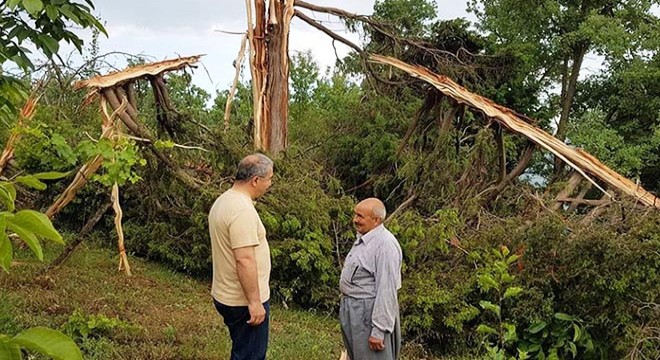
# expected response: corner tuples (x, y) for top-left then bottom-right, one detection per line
(263, 0), (294, 153)
(42, 201), (112, 273)
(551, 171), (583, 211)
(554, 43), (588, 174)
(487, 142), (535, 200)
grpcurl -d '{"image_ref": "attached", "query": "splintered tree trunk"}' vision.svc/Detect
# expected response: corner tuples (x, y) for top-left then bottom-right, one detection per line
(247, 0), (293, 153)
(264, 0), (293, 153)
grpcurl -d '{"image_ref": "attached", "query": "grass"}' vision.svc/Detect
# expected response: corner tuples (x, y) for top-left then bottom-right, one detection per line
(0, 241), (345, 359)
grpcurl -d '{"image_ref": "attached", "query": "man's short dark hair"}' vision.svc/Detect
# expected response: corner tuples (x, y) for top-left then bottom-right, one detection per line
(235, 153), (273, 182)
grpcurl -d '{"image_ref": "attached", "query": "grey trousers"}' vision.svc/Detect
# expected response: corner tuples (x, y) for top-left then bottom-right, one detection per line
(339, 296), (401, 360)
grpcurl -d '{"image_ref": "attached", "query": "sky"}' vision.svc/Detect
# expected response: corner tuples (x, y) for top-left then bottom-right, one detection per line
(75, 0), (475, 97)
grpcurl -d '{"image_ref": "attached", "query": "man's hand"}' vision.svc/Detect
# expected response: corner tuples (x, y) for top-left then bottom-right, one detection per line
(368, 336), (385, 351)
(247, 301), (266, 326)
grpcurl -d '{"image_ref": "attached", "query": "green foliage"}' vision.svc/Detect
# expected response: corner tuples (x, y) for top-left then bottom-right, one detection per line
(474, 246), (597, 359)
(0, 326), (83, 360)
(0, 176), (64, 271)
(77, 137), (146, 186)
(13, 125), (78, 172)
(0, 0), (106, 121)
(63, 309), (140, 340)
(373, 0), (437, 37)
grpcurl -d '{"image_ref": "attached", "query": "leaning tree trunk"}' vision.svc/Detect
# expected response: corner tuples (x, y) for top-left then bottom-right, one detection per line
(553, 43), (588, 175)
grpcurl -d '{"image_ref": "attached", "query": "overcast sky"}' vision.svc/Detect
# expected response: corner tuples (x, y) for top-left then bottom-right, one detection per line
(77, 1), (473, 97)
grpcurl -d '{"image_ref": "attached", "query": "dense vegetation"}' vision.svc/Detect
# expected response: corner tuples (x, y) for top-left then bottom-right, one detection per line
(1, 0), (659, 359)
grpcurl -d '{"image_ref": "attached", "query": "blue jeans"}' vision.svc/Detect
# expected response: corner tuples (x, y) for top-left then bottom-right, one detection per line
(213, 299), (270, 360)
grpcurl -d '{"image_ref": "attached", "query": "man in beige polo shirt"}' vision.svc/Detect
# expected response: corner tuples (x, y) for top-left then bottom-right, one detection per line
(209, 153), (273, 360)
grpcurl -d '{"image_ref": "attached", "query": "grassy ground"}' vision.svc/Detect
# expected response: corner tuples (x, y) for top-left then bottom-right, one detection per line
(0, 242), (346, 359)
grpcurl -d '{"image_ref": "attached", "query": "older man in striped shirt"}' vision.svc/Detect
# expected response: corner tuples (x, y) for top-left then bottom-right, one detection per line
(340, 198), (403, 360)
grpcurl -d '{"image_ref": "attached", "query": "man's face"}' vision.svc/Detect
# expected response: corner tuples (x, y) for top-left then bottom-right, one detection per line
(253, 167), (273, 197)
(353, 202), (379, 235)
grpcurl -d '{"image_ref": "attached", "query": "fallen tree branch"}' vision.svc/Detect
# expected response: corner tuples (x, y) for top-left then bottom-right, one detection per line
(370, 55), (660, 209)
(225, 33), (248, 132)
(385, 194), (417, 224)
(293, 9), (362, 53)
(41, 201), (112, 274)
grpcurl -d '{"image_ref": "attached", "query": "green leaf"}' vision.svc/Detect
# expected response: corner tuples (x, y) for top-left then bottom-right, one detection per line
(12, 210), (63, 244)
(573, 323), (582, 342)
(0, 337), (21, 360)
(479, 301), (501, 317)
(506, 254), (520, 265)
(503, 323), (517, 343)
(15, 175), (47, 190)
(527, 321), (547, 334)
(59, 5), (80, 23)
(22, 0), (44, 16)
(45, 4), (59, 20)
(477, 274), (499, 291)
(31, 171), (70, 180)
(6, 217), (42, 261)
(503, 287), (523, 299)
(568, 341), (577, 358)
(7, 0), (22, 9)
(13, 327), (83, 360)
(38, 35), (60, 56)
(554, 313), (576, 322)
(0, 183), (15, 212)
(547, 348), (560, 360)
(0, 216), (12, 273)
(476, 324), (498, 335)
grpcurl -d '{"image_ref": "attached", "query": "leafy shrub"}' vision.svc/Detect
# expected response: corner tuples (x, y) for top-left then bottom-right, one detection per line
(63, 309), (140, 340)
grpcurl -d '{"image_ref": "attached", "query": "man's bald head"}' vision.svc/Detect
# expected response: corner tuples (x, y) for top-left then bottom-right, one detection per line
(353, 198), (387, 234)
(235, 153), (273, 183)
(358, 198), (386, 221)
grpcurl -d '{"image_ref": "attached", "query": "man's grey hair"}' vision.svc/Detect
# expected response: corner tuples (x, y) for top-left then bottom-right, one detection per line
(235, 153), (273, 182)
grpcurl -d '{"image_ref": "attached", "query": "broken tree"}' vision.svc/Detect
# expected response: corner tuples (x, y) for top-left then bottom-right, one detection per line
(244, 0), (295, 153)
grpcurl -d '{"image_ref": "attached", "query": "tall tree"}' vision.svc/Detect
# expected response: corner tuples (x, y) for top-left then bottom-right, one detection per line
(468, 0), (659, 174)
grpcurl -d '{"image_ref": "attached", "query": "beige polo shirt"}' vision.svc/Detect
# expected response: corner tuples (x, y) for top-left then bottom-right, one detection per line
(209, 188), (271, 306)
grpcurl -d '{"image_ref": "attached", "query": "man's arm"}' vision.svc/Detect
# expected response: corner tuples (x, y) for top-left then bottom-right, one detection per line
(369, 241), (401, 350)
(234, 246), (266, 326)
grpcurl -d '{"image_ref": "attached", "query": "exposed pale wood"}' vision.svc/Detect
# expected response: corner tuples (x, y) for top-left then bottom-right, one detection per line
(74, 55), (203, 90)
(45, 156), (104, 219)
(0, 94), (38, 176)
(111, 183), (131, 276)
(252, 0), (268, 150)
(263, 0), (294, 153)
(225, 34), (248, 132)
(370, 54), (660, 209)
